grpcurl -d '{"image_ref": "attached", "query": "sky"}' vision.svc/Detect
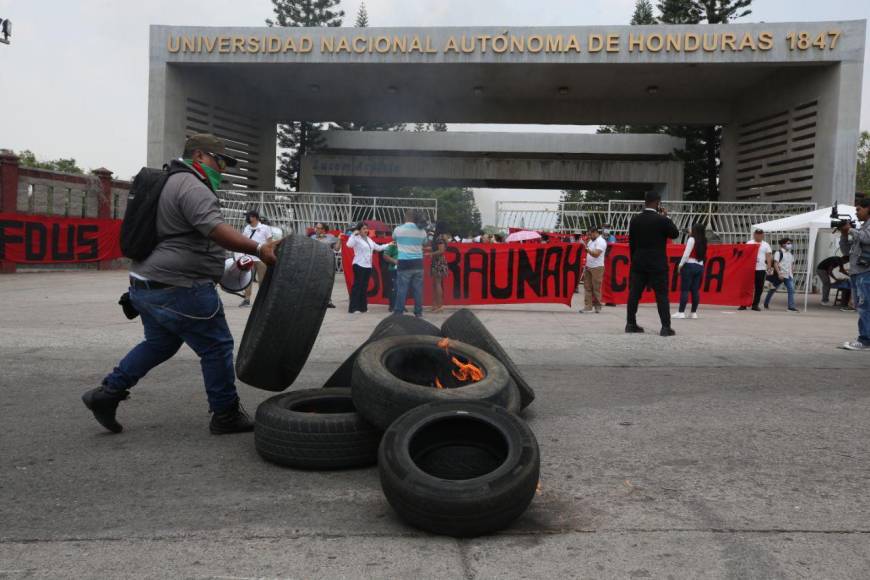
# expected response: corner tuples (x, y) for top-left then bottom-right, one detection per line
(1, 0), (869, 225)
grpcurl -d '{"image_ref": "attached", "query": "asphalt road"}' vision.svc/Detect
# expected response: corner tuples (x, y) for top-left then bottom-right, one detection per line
(1, 272), (868, 579)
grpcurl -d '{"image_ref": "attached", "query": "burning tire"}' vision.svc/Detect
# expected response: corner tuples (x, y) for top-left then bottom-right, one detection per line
(351, 335), (516, 429)
(378, 400), (540, 537)
(323, 315), (440, 388)
(255, 388), (380, 469)
(236, 235), (335, 391)
(441, 309), (536, 409)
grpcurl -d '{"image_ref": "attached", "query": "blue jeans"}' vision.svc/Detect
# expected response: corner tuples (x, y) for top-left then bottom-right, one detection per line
(678, 263), (704, 313)
(853, 272), (870, 345)
(102, 283), (239, 413)
(764, 276), (796, 309)
(394, 267), (424, 316)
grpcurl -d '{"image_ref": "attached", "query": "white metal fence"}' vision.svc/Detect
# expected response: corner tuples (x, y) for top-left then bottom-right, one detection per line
(216, 191), (437, 234)
(496, 199), (818, 290)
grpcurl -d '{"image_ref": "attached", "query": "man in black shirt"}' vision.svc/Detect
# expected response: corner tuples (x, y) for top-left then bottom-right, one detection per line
(626, 191), (680, 336)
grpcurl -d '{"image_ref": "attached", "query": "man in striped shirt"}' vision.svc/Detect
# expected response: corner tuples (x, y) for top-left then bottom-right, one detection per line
(392, 210), (429, 317)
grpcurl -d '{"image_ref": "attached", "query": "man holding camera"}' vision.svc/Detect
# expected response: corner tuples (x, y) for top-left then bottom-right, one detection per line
(839, 197), (870, 350)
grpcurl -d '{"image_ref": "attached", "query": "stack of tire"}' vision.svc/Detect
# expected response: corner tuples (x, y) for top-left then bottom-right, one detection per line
(236, 237), (540, 537)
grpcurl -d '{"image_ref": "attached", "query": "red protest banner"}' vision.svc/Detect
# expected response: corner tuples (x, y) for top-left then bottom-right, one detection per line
(0, 212), (122, 264)
(341, 237), (585, 306)
(601, 243), (756, 306)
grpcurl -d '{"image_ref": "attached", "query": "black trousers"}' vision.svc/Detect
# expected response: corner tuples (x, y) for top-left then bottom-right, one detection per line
(751, 270), (766, 308)
(626, 268), (671, 328)
(349, 264), (371, 313)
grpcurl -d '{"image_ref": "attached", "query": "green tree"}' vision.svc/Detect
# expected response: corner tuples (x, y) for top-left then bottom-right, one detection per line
(696, 0), (752, 23)
(656, 0), (700, 23)
(856, 131), (870, 195)
(631, 0), (657, 24)
(268, 0), (344, 190)
(355, 1), (369, 27)
(17, 150), (84, 174)
(406, 186), (481, 237)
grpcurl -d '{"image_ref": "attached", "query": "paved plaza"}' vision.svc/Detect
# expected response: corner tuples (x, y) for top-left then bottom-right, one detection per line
(1, 271), (868, 579)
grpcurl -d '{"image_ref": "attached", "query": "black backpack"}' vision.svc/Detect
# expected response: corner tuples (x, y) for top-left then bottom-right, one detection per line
(120, 163), (195, 261)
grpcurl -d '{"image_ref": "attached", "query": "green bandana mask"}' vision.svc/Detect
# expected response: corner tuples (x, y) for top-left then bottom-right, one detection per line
(183, 159), (223, 191)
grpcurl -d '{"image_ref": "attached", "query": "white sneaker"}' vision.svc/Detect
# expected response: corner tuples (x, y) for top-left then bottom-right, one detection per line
(821, 300), (831, 306)
(689, 313), (699, 319)
(672, 312), (686, 319)
(842, 341), (870, 351)
(579, 309), (594, 314)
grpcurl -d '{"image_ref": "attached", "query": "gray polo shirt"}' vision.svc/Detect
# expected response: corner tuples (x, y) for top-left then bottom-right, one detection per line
(131, 172), (225, 287)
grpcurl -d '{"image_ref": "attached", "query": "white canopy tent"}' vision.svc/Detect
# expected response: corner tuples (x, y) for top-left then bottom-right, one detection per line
(752, 204), (855, 311)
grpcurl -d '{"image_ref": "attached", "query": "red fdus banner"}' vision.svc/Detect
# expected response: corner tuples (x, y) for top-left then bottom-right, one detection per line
(0, 212), (122, 263)
(601, 243), (756, 306)
(341, 238), (585, 306)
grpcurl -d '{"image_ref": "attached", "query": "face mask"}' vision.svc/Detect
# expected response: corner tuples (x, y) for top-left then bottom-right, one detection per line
(184, 158), (223, 191)
(785, 243), (793, 251)
(200, 163), (223, 191)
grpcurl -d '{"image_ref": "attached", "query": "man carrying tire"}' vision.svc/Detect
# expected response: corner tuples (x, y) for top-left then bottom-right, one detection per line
(392, 209), (428, 318)
(82, 134), (277, 435)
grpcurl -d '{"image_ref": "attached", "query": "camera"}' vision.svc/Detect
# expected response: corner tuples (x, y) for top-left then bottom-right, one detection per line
(830, 207), (856, 230)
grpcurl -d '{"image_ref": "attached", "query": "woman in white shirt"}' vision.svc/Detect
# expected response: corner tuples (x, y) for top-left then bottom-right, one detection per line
(346, 223), (392, 313)
(240, 211), (273, 307)
(674, 223), (708, 319)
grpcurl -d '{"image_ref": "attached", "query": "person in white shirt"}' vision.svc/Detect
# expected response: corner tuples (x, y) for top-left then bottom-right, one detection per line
(346, 223), (392, 313)
(579, 226), (608, 313)
(740, 228), (773, 311)
(764, 237), (798, 312)
(240, 210), (272, 307)
(673, 223), (707, 319)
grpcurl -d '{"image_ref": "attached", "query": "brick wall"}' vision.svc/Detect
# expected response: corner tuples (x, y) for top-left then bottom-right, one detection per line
(0, 150), (131, 273)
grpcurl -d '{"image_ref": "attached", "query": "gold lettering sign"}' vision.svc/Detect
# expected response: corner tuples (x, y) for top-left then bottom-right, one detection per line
(164, 30), (843, 56)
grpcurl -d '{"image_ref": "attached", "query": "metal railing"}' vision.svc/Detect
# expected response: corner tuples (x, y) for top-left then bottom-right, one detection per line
(216, 191), (437, 235)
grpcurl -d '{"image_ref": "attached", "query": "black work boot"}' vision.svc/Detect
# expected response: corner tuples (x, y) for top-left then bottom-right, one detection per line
(209, 401), (254, 435)
(82, 386), (129, 433)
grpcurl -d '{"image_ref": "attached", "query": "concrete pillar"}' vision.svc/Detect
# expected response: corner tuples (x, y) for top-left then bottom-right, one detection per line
(258, 122), (278, 190)
(0, 150), (19, 273)
(92, 167), (114, 270)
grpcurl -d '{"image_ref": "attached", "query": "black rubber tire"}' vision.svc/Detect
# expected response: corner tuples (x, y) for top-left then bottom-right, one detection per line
(254, 388), (380, 470)
(236, 235), (335, 391)
(323, 315), (440, 388)
(351, 335), (515, 430)
(441, 309), (536, 409)
(378, 400), (540, 537)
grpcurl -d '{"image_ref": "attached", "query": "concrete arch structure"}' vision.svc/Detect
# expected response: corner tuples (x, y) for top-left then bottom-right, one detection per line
(301, 131), (685, 197)
(147, 21), (865, 204)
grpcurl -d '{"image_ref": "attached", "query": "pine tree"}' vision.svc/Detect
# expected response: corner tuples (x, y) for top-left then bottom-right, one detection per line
(656, 0), (701, 24)
(266, 0), (344, 27)
(630, 0), (657, 25)
(696, 0), (752, 23)
(355, 1), (369, 27)
(268, 0), (344, 190)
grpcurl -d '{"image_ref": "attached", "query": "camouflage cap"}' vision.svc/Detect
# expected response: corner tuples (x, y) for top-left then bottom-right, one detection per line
(184, 133), (238, 167)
